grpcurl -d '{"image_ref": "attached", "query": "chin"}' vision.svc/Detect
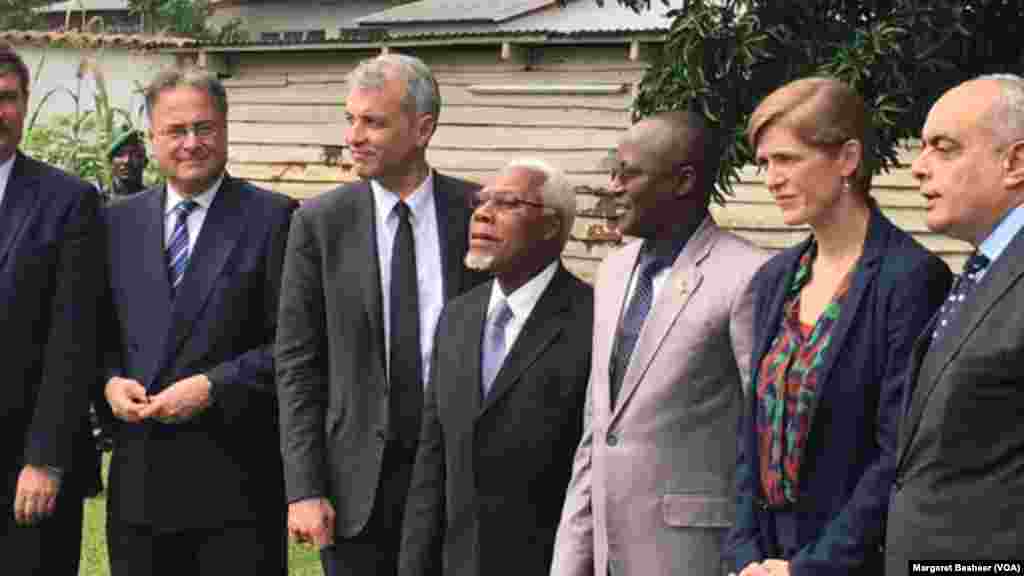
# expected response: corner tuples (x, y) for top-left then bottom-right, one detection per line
(464, 251), (495, 271)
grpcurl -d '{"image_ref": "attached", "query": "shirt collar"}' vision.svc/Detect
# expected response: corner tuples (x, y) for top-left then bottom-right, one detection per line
(371, 171), (436, 223)
(978, 203), (1024, 265)
(0, 152), (15, 197)
(165, 173), (224, 216)
(488, 260), (559, 322)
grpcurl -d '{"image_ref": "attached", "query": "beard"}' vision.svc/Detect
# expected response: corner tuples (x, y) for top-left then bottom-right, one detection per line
(464, 250), (495, 271)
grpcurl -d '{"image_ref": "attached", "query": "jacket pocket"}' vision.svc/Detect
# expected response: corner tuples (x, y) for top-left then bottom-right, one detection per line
(662, 493), (733, 528)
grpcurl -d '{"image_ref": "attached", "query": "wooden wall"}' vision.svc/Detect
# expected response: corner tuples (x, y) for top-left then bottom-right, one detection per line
(217, 44), (971, 282)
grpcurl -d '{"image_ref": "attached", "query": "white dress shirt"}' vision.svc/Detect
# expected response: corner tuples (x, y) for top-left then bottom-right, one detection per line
(0, 153), (15, 208)
(163, 174), (224, 253)
(372, 172), (444, 389)
(485, 260), (559, 356)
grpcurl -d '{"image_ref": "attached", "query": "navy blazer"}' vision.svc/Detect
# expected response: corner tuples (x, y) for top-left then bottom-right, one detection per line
(102, 175), (297, 530)
(726, 205), (952, 575)
(0, 152), (102, 501)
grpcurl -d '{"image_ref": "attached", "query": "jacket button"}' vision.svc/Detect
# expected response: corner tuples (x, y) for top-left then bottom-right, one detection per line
(375, 429), (387, 442)
(606, 433), (618, 447)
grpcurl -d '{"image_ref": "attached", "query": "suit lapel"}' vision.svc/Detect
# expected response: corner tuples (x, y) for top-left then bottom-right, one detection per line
(434, 172), (469, 300)
(480, 266), (572, 415)
(353, 182), (386, 367)
(610, 219), (714, 421)
(461, 284), (489, 415)
(135, 187), (174, 387)
(167, 176), (245, 357)
(899, 228), (1024, 463)
(0, 153), (43, 271)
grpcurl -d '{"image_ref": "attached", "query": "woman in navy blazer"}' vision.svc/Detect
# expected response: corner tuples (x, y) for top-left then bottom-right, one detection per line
(725, 78), (953, 576)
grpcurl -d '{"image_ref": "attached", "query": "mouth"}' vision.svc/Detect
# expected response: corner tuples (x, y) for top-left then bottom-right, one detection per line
(470, 232), (500, 246)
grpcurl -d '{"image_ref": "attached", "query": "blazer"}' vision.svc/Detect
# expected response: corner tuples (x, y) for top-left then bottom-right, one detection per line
(276, 173), (486, 539)
(101, 175), (297, 530)
(727, 206), (951, 575)
(551, 217), (768, 576)
(0, 152), (103, 503)
(400, 264), (593, 576)
(886, 223), (1024, 572)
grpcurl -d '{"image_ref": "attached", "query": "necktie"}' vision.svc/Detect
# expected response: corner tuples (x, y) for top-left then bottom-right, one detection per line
(931, 252), (990, 342)
(610, 253), (666, 405)
(389, 201), (422, 446)
(167, 199), (199, 295)
(481, 299), (514, 399)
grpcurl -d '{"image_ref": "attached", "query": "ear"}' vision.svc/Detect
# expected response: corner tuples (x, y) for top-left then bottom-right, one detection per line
(672, 164), (696, 199)
(147, 129), (157, 147)
(543, 212), (561, 242)
(1002, 139), (1024, 189)
(837, 139), (862, 179)
(415, 113), (437, 148)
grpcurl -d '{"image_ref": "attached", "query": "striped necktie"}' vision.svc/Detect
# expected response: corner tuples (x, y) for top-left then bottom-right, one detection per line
(167, 199), (199, 295)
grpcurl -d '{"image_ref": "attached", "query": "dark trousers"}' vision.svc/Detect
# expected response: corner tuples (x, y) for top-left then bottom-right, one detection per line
(107, 516), (287, 576)
(1, 491), (84, 576)
(321, 437), (417, 576)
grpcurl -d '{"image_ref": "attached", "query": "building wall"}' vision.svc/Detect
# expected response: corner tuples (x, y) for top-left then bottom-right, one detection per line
(216, 43), (971, 281)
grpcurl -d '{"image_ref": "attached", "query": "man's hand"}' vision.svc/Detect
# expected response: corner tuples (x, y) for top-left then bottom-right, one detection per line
(288, 497), (336, 548)
(762, 559), (790, 576)
(105, 376), (150, 423)
(139, 374), (213, 424)
(739, 562), (772, 576)
(13, 465), (60, 526)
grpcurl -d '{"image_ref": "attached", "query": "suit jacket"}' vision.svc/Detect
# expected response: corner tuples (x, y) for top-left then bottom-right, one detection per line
(886, 224), (1024, 572)
(400, 264), (593, 576)
(276, 173), (486, 539)
(0, 152), (102, 504)
(101, 175), (297, 530)
(551, 217), (768, 576)
(727, 206), (951, 576)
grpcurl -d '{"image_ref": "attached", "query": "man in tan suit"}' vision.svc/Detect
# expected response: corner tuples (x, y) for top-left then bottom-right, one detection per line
(550, 110), (767, 576)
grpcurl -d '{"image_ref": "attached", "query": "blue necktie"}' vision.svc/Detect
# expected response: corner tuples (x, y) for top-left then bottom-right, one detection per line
(481, 299), (514, 399)
(610, 253), (666, 405)
(931, 252), (990, 342)
(167, 199), (199, 295)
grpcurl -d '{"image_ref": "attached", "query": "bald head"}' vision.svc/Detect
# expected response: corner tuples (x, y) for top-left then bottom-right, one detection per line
(625, 110), (715, 196)
(967, 75), (1024, 148)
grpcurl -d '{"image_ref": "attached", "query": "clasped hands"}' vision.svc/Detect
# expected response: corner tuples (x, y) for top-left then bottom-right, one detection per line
(105, 374), (212, 424)
(739, 559), (790, 576)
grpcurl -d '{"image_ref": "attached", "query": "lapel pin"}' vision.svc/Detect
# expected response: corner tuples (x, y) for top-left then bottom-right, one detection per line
(678, 277), (689, 295)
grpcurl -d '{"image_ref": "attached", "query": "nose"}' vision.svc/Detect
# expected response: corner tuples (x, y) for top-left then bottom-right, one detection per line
(609, 172), (626, 196)
(345, 120), (364, 146)
(472, 199), (496, 222)
(910, 150), (928, 183)
(763, 163), (784, 190)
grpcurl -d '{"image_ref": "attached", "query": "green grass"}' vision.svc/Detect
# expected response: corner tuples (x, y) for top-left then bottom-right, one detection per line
(80, 452), (322, 575)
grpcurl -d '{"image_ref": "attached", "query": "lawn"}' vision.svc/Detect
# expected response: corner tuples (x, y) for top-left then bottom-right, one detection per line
(79, 452), (322, 575)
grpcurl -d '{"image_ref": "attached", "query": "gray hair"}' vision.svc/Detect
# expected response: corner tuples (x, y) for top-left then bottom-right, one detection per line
(976, 74), (1024, 146)
(503, 158), (575, 247)
(347, 53), (440, 121)
(144, 67), (228, 122)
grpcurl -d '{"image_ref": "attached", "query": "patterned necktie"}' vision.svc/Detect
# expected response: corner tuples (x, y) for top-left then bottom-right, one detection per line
(931, 251), (990, 342)
(481, 298), (514, 399)
(389, 201), (422, 446)
(610, 253), (667, 405)
(167, 199), (199, 295)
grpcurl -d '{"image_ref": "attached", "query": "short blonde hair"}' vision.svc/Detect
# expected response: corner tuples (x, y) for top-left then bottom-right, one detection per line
(748, 77), (874, 194)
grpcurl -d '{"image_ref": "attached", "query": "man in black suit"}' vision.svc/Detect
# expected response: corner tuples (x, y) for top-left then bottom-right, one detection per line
(886, 74), (1024, 573)
(277, 53), (485, 575)
(101, 67), (297, 575)
(399, 159), (592, 576)
(0, 43), (102, 576)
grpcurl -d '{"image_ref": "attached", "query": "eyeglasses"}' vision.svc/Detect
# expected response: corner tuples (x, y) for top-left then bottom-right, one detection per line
(156, 121), (219, 142)
(609, 162), (692, 183)
(470, 189), (546, 212)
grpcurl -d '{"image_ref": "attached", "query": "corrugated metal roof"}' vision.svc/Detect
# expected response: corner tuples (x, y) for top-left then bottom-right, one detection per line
(356, 0), (556, 25)
(496, 0), (670, 33)
(0, 30), (196, 49)
(38, 0), (131, 13)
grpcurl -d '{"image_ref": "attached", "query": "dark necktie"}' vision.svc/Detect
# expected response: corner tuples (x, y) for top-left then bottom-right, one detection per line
(390, 201), (422, 446)
(167, 199), (199, 296)
(931, 252), (990, 342)
(610, 253), (666, 406)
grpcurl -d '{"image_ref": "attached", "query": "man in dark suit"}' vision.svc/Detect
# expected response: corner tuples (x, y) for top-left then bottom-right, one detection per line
(101, 67), (297, 575)
(886, 74), (1024, 573)
(277, 53), (485, 575)
(399, 159), (592, 576)
(0, 43), (102, 576)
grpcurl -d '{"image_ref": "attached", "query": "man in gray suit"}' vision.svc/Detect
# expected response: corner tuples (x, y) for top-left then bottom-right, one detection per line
(886, 75), (1024, 573)
(276, 54), (486, 575)
(400, 159), (592, 576)
(550, 110), (767, 576)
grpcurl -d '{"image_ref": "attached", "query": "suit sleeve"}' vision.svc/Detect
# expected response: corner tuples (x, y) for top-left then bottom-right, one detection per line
(788, 255), (952, 575)
(400, 318), (448, 576)
(275, 206), (330, 502)
(725, 255), (768, 572)
(204, 197), (299, 407)
(25, 183), (103, 472)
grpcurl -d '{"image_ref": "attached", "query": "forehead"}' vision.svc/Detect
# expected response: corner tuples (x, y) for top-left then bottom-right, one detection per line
(150, 86), (220, 123)
(491, 166), (542, 196)
(345, 76), (407, 114)
(923, 82), (998, 143)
